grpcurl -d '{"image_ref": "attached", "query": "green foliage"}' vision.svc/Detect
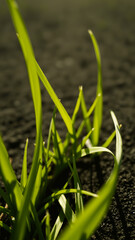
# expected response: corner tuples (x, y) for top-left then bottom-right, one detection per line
(0, 0), (122, 239)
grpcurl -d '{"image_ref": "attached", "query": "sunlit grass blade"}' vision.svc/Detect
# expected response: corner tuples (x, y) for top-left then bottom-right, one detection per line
(76, 93), (99, 139)
(46, 188), (98, 201)
(58, 112), (122, 240)
(6, 1), (43, 239)
(88, 30), (103, 146)
(72, 154), (84, 214)
(0, 136), (22, 213)
(111, 111), (122, 163)
(58, 194), (76, 223)
(45, 211), (50, 240)
(102, 130), (116, 148)
(36, 61), (74, 137)
(72, 86), (83, 125)
(20, 138), (28, 190)
(80, 88), (91, 133)
(77, 128), (94, 152)
(50, 210), (65, 240)
(52, 110), (63, 164)
(76, 146), (113, 159)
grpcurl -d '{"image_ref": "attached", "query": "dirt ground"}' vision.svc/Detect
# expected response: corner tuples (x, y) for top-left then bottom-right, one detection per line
(0, 0), (135, 239)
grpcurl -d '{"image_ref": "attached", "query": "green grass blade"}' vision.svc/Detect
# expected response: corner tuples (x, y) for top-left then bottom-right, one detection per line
(20, 138), (28, 190)
(58, 112), (122, 240)
(36, 61), (74, 136)
(30, 203), (44, 240)
(52, 110), (63, 163)
(50, 210), (65, 240)
(80, 88), (91, 133)
(111, 111), (122, 163)
(72, 86), (83, 125)
(0, 136), (22, 213)
(47, 189), (98, 201)
(6, 1), (43, 239)
(88, 30), (103, 146)
(58, 194), (76, 223)
(45, 211), (50, 240)
(77, 128), (94, 152)
(76, 93), (100, 139)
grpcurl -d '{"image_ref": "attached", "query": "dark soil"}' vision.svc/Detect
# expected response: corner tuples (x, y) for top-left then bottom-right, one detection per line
(0, 0), (135, 239)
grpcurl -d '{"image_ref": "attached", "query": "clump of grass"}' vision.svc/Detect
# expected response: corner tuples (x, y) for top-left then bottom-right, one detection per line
(0, 1), (122, 240)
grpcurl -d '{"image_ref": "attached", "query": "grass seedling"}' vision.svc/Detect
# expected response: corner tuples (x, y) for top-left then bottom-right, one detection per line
(0, 1), (122, 239)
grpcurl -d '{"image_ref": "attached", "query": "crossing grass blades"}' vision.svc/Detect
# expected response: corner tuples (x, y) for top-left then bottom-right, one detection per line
(0, 1), (122, 239)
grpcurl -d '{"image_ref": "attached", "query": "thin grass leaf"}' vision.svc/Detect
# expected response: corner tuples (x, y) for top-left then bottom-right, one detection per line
(47, 188), (98, 201)
(76, 146), (113, 160)
(36, 61), (74, 137)
(71, 152), (84, 214)
(72, 86), (83, 125)
(30, 203), (44, 240)
(6, 1), (43, 239)
(102, 130), (116, 148)
(20, 138), (28, 190)
(0, 136), (22, 213)
(58, 112), (122, 240)
(77, 128), (94, 152)
(88, 30), (103, 146)
(52, 110), (63, 164)
(76, 93), (99, 139)
(45, 211), (50, 240)
(58, 194), (76, 224)
(80, 88), (91, 133)
(50, 210), (65, 240)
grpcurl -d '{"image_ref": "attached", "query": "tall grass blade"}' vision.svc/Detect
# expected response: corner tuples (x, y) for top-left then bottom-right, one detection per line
(88, 30), (103, 146)
(6, 1), (43, 239)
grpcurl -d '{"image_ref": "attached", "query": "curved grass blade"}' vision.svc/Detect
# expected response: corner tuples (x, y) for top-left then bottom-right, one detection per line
(58, 112), (122, 240)
(88, 30), (103, 146)
(36, 61), (74, 137)
(6, 1), (43, 239)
